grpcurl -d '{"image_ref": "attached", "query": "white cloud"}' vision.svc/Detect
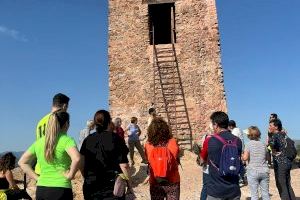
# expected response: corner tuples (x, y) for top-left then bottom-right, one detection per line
(0, 25), (28, 42)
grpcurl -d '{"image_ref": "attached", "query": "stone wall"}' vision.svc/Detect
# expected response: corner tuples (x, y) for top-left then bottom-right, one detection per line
(108, 0), (226, 139)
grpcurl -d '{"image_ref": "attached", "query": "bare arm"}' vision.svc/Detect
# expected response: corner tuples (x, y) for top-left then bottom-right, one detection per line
(119, 163), (134, 193)
(5, 170), (19, 189)
(242, 151), (250, 161)
(64, 147), (81, 180)
(18, 151), (39, 181)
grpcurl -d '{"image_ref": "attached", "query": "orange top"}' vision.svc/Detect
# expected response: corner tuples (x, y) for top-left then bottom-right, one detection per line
(145, 138), (180, 184)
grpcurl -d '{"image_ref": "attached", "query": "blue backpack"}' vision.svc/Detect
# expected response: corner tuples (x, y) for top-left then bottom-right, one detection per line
(210, 134), (241, 176)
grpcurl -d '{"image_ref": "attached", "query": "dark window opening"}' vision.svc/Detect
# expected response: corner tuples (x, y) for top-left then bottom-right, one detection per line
(149, 3), (176, 45)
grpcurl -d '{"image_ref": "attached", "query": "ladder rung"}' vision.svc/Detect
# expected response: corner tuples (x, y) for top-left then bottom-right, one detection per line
(155, 66), (176, 69)
(161, 82), (180, 85)
(154, 77), (180, 80)
(156, 50), (174, 53)
(157, 72), (176, 75)
(158, 111), (186, 113)
(155, 99), (184, 102)
(163, 93), (183, 96)
(169, 116), (188, 119)
(156, 47), (173, 50)
(172, 122), (189, 125)
(157, 60), (176, 63)
(156, 55), (174, 58)
(174, 127), (191, 130)
(167, 104), (185, 107)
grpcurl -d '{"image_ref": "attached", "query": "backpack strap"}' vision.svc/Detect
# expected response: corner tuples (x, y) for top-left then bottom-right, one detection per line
(213, 134), (238, 145)
(213, 134), (227, 144)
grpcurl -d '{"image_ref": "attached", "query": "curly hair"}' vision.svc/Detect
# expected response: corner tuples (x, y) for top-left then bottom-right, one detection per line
(147, 117), (172, 146)
(0, 152), (16, 173)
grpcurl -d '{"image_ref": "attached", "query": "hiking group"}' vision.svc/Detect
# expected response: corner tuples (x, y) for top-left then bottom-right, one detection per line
(0, 93), (297, 200)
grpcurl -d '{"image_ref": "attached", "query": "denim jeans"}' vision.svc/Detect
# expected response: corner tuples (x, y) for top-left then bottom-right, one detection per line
(200, 173), (208, 200)
(247, 169), (270, 200)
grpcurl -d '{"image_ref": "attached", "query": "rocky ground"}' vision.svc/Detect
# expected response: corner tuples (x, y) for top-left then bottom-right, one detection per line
(13, 151), (300, 200)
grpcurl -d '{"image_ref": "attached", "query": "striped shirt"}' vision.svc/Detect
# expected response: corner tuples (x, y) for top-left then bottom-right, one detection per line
(245, 140), (269, 172)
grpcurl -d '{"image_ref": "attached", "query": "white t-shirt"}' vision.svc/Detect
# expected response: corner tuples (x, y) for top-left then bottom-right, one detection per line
(231, 127), (245, 149)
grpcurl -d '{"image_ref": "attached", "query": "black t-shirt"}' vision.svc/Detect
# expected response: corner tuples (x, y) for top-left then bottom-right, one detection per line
(80, 131), (129, 187)
(207, 131), (242, 199)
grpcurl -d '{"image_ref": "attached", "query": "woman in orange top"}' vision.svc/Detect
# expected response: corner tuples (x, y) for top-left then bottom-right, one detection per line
(145, 117), (180, 200)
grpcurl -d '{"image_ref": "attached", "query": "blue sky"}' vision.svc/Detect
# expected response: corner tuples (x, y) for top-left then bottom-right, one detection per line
(0, 0), (299, 152)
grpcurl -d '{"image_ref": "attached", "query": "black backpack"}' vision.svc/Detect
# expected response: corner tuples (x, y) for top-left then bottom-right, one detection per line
(284, 136), (297, 161)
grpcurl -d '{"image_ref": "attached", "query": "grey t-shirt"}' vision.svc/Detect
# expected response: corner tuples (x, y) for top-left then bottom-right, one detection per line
(245, 140), (269, 172)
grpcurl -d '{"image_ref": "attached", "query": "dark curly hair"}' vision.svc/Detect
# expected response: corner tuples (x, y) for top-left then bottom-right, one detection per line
(0, 152), (16, 173)
(147, 117), (172, 146)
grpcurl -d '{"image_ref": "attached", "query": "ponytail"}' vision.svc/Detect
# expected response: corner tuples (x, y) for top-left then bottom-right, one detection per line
(94, 110), (111, 133)
(45, 114), (60, 162)
(44, 111), (69, 162)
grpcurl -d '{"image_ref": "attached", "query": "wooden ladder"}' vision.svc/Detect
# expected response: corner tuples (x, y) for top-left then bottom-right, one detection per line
(152, 26), (193, 150)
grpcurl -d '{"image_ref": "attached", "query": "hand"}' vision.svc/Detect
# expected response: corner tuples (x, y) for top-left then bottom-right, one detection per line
(63, 170), (74, 180)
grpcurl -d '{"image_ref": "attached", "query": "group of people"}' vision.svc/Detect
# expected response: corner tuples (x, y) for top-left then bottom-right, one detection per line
(198, 112), (297, 200)
(0, 92), (298, 200)
(0, 93), (179, 200)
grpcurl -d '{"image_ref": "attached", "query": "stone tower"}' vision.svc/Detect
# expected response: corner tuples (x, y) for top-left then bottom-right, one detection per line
(108, 0), (227, 148)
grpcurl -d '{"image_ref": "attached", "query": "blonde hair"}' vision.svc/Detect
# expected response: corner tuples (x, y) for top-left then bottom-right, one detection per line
(247, 126), (261, 141)
(45, 112), (69, 162)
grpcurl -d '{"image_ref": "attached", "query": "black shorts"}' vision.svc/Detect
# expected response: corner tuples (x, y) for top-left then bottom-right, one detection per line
(36, 186), (73, 200)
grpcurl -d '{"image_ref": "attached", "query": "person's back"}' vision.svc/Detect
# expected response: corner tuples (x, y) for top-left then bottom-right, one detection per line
(127, 123), (140, 141)
(30, 134), (75, 188)
(36, 113), (52, 140)
(145, 117), (180, 200)
(246, 140), (268, 171)
(208, 131), (242, 199)
(80, 110), (132, 200)
(34, 93), (70, 174)
(19, 111), (80, 200)
(81, 131), (128, 187)
(36, 93), (70, 140)
(204, 112), (242, 200)
(243, 126), (270, 200)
